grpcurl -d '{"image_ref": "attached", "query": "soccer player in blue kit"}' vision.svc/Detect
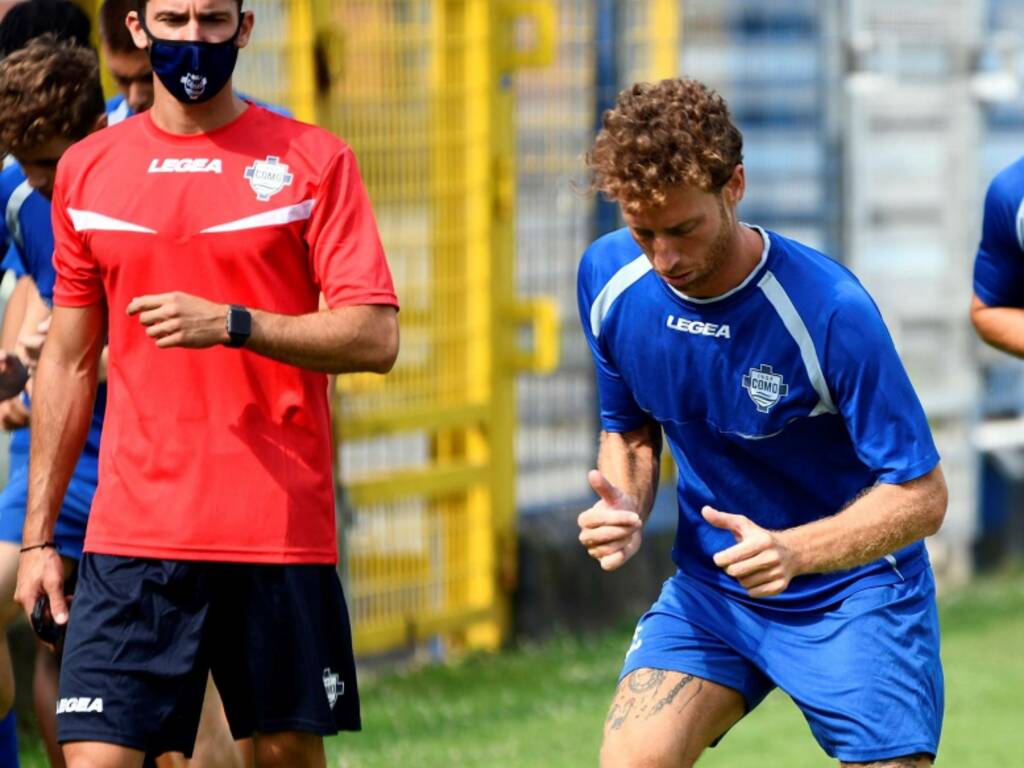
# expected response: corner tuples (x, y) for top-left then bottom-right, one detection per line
(0, 35), (108, 768)
(576, 79), (948, 768)
(970, 156), (1024, 354)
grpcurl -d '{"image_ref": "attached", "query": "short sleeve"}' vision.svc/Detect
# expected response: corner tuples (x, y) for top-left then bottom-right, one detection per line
(824, 290), (939, 485)
(577, 254), (649, 433)
(51, 162), (103, 307)
(974, 171), (1024, 307)
(304, 147), (398, 309)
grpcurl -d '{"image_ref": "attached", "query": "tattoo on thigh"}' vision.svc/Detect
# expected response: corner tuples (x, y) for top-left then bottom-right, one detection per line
(842, 755), (932, 768)
(627, 668), (666, 694)
(606, 697), (634, 730)
(607, 670), (705, 731)
(646, 674), (702, 719)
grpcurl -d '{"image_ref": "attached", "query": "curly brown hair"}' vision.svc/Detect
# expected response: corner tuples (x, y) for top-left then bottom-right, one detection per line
(588, 78), (744, 213)
(0, 35), (105, 156)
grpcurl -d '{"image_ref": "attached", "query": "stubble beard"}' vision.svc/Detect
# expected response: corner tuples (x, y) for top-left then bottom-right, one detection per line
(679, 200), (735, 297)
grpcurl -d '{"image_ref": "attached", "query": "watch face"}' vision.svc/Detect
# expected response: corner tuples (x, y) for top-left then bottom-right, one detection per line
(228, 306), (252, 345)
(231, 308), (252, 335)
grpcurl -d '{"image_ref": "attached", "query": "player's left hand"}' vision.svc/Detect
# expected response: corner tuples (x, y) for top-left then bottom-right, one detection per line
(127, 292), (229, 349)
(702, 506), (801, 598)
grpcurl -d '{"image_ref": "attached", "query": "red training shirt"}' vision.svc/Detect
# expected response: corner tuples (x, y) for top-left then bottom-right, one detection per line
(51, 105), (397, 563)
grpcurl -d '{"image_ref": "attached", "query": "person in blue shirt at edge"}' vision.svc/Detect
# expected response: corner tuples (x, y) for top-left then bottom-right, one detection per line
(0, 30), (243, 768)
(0, 5), (95, 766)
(970, 156), (1024, 355)
(576, 78), (948, 768)
(99, 0), (290, 126)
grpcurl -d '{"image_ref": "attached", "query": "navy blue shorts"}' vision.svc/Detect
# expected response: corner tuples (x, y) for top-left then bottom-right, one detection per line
(57, 554), (361, 756)
(620, 568), (943, 763)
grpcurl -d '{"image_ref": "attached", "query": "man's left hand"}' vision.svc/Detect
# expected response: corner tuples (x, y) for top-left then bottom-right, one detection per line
(702, 506), (801, 598)
(127, 292), (229, 349)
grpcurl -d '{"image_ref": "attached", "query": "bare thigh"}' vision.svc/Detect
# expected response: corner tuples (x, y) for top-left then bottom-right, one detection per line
(63, 741), (144, 768)
(0, 541), (22, 624)
(841, 756), (932, 768)
(252, 731), (325, 768)
(600, 668), (746, 768)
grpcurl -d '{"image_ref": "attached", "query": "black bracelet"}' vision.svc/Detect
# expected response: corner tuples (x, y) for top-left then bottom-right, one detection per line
(19, 541), (56, 553)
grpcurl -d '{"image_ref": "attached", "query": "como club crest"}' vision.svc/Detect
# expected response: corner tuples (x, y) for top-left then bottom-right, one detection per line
(741, 364), (789, 413)
(244, 155), (294, 201)
(180, 72), (207, 100)
(322, 667), (343, 709)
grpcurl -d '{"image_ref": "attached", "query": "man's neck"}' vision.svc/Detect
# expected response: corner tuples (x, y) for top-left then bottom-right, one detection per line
(149, 83), (246, 136)
(685, 224), (765, 299)
(730, 224), (765, 284)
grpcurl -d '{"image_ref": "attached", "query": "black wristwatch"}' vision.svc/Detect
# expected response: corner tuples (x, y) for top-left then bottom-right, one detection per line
(225, 305), (252, 348)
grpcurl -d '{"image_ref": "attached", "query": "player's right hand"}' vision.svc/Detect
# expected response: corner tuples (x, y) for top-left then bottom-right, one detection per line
(578, 469), (643, 571)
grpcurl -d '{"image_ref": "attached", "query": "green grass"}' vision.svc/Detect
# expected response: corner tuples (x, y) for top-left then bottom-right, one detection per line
(18, 570), (1024, 766)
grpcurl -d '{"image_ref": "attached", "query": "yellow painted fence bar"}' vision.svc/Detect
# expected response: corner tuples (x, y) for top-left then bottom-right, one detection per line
(649, 0), (682, 80)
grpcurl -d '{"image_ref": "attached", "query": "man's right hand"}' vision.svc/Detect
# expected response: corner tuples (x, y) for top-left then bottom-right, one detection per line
(15, 545), (68, 630)
(577, 469), (643, 571)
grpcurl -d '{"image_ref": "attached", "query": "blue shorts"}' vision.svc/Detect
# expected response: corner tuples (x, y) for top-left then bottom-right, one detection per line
(57, 554), (361, 756)
(620, 568), (943, 763)
(0, 454), (96, 559)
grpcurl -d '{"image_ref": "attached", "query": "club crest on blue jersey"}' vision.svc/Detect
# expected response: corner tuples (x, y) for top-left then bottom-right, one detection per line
(180, 72), (208, 100)
(741, 364), (789, 413)
(244, 156), (294, 202)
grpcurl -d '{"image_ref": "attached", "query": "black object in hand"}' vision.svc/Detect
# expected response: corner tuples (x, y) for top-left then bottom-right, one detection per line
(31, 595), (66, 650)
(0, 356), (28, 401)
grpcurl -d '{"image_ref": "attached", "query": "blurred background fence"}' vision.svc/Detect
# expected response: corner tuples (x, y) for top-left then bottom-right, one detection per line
(228, 0), (685, 658)
(58, 0), (1024, 659)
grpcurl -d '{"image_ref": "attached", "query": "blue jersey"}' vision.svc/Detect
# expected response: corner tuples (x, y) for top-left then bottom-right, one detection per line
(105, 94), (132, 126)
(577, 226), (939, 609)
(974, 156), (1024, 307)
(0, 166), (105, 459)
(1, 163), (33, 279)
(2, 163), (40, 460)
(105, 92), (292, 126)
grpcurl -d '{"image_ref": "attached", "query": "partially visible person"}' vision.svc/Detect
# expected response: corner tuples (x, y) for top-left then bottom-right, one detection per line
(97, 0), (153, 122)
(576, 78), (946, 767)
(0, 35), (107, 768)
(0, 0), (22, 24)
(970, 156), (1024, 355)
(0, 7), (96, 765)
(0, 0), (88, 57)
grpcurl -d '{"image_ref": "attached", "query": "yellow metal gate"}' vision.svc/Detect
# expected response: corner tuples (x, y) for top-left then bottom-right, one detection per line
(311, 0), (558, 655)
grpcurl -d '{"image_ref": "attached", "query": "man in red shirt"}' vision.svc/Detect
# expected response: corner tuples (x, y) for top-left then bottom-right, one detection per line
(15, 0), (399, 765)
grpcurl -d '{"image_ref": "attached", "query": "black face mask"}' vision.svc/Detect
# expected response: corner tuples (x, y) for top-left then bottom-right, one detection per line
(139, 14), (242, 104)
